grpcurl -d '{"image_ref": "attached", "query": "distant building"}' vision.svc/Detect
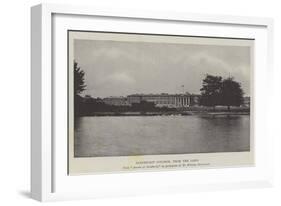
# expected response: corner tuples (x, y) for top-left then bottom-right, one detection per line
(127, 92), (200, 108)
(83, 95), (104, 103)
(83, 95), (95, 102)
(102, 96), (129, 106)
(243, 96), (250, 107)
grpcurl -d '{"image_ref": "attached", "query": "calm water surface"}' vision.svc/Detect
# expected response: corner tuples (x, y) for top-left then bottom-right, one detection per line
(74, 115), (250, 157)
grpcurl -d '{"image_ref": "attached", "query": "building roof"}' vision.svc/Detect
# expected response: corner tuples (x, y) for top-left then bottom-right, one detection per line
(127, 92), (196, 97)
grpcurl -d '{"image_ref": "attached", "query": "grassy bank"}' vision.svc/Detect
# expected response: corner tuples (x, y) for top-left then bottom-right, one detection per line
(79, 107), (250, 117)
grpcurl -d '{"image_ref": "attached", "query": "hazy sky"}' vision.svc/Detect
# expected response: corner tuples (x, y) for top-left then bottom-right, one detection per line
(74, 39), (251, 98)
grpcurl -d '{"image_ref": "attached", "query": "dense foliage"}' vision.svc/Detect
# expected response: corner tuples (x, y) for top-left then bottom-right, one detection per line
(200, 74), (244, 110)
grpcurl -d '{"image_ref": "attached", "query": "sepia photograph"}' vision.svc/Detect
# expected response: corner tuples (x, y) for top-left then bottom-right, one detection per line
(68, 31), (253, 173)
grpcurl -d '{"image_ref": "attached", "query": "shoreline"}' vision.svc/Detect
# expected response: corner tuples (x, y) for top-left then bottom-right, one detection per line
(77, 111), (250, 117)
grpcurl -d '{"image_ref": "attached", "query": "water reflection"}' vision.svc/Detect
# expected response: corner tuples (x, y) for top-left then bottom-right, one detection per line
(74, 115), (250, 157)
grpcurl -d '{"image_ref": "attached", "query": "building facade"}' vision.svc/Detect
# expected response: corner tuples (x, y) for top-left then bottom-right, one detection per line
(127, 93), (199, 108)
(102, 96), (129, 106)
(243, 96), (250, 107)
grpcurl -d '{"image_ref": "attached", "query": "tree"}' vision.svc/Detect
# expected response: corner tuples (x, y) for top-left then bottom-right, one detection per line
(74, 61), (86, 116)
(74, 61), (86, 96)
(221, 77), (244, 111)
(200, 74), (222, 109)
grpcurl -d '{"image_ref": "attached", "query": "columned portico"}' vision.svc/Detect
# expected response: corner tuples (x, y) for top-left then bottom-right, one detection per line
(127, 93), (196, 108)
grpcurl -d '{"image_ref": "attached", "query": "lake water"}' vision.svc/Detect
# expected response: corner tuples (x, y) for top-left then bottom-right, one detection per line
(74, 115), (250, 157)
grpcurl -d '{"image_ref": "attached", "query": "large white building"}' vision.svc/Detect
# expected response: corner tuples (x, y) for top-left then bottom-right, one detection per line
(102, 96), (129, 106)
(127, 93), (199, 108)
(101, 94), (249, 108)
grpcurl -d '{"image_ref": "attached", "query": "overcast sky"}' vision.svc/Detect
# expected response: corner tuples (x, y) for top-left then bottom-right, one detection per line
(74, 39), (251, 98)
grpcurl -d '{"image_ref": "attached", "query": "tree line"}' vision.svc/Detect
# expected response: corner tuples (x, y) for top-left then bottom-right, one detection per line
(74, 61), (245, 115)
(200, 74), (244, 110)
(73, 61), (176, 115)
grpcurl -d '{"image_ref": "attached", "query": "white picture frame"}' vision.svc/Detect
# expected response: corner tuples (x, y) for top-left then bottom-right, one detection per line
(31, 3), (274, 202)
